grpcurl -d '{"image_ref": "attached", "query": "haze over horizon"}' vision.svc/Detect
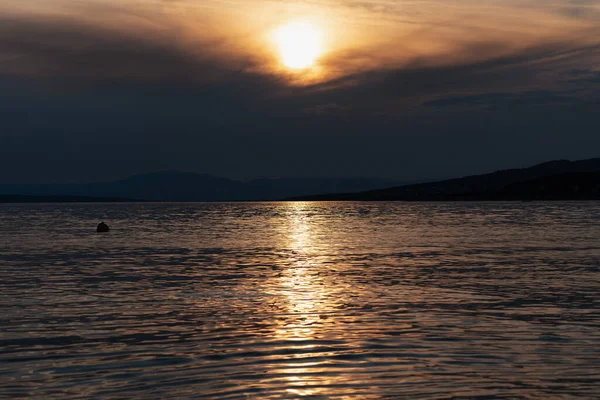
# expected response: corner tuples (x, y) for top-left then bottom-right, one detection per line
(1, 0), (599, 184)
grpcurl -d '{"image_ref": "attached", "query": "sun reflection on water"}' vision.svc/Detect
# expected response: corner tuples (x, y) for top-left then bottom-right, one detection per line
(271, 202), (337, 396)
(276, 203), (323, 338)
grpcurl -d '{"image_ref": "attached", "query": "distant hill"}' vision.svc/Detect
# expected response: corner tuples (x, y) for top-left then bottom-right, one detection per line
(291, 158), (600, 201)
(0, 195), (137, 203)
(0, 172), (399, 202)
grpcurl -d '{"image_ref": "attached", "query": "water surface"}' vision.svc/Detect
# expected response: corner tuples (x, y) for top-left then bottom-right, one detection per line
(1, 202), (600, 398)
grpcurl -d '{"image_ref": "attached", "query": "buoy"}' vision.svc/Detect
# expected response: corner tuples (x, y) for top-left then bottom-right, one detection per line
(97, 222), (110, 233)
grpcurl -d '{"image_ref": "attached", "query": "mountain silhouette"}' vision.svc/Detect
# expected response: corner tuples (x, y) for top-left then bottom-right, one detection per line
(0, 195), (137, 203)
(0, 172), (399, 202)
(4, 159), (598, 203)
(291, 158), (600, 201)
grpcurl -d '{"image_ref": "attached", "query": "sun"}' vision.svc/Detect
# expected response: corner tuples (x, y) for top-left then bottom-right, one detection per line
(273, 21), (322, 70)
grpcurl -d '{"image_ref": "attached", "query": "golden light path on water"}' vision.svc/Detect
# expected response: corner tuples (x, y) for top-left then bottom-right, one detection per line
(274, 203), (333, 397)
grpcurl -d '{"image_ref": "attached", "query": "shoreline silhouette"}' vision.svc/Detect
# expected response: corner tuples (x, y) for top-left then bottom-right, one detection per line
(0, 158), (598, 203)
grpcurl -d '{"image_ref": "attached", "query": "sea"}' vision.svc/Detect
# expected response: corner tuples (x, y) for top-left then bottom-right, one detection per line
(1, 202), (599, 399)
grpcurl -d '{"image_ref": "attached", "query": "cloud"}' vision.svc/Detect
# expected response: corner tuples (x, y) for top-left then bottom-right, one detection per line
(423, 91), (570, 109)
(289, 39), (600, 116)
(0, 0), (599, 183)
(2, 0), (599, 85)
(568, 68), (600, 84)
(3, 7), (598, 123)
(0, 13), (253, 84)
(303, 103), (350, 116)
(558, 0), (600, 20)
(0, 2), (598, 115)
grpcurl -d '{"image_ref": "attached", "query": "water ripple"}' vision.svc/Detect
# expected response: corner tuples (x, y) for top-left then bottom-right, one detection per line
(1, 202), (600, 398)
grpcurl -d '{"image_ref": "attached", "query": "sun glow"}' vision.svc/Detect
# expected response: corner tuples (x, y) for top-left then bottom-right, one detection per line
(273, 21), (322, 70)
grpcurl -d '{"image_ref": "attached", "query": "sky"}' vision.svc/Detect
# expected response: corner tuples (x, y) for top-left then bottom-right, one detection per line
(0, 0), (599, 183)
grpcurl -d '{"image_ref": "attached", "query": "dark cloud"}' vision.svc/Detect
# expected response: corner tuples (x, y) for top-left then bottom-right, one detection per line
(0, 14), (260, 85)
(423, 91), (570, 109)
(0, 8), (599, 183)
(559, 0), (600, 20)
(567, 69), (600, 84)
